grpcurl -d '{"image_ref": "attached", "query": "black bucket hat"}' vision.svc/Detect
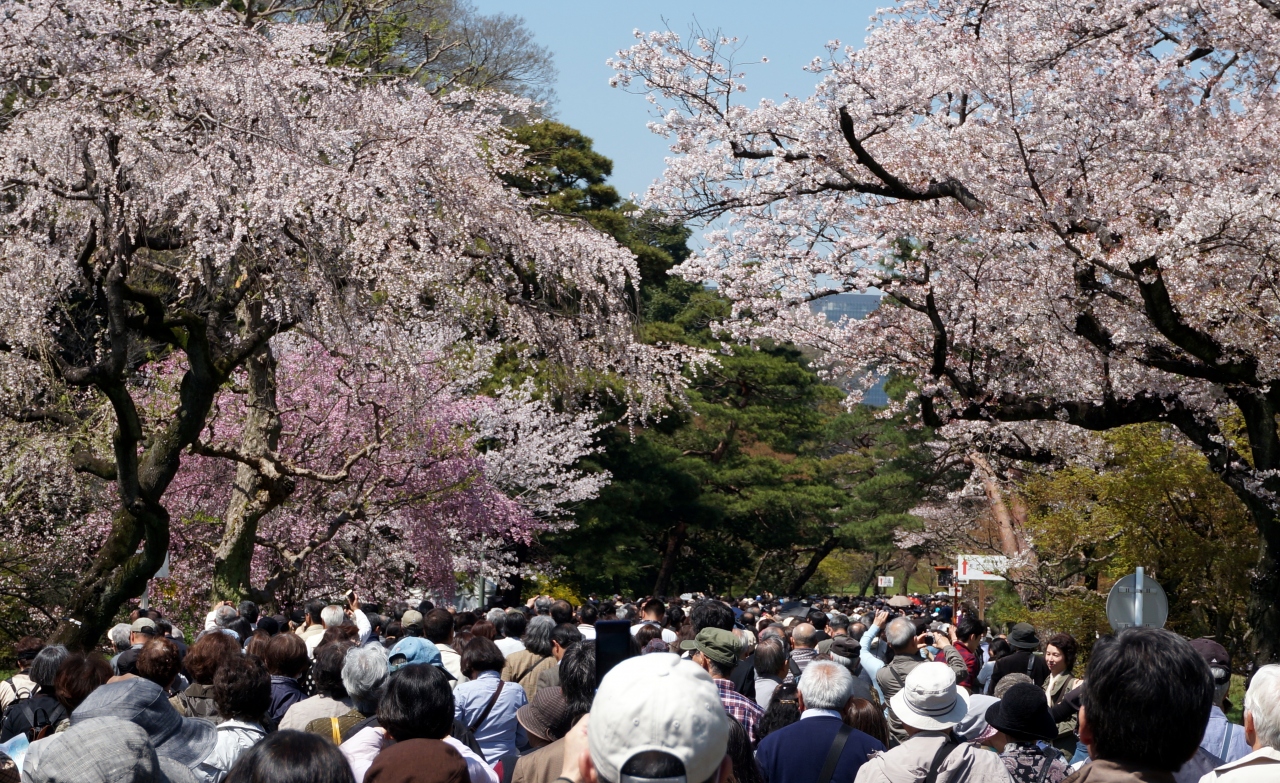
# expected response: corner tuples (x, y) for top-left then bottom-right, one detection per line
(1008, 623), (1041, 651)
(985, 682), (1058, 742)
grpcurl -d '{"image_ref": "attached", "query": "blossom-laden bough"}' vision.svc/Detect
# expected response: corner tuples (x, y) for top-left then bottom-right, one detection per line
(0, 0), (693, 647)
(614, 0), (1280, 663)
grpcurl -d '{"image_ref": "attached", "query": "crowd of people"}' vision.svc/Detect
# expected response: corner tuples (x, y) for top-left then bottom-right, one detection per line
(0, 591), (1276, 783)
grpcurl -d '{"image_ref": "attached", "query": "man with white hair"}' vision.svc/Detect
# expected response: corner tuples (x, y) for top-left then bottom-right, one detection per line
(306, 596), (373, 656)
(757, 660), (885, 783)
(1199, 664), (1280, 782)
(107, 623), (133, 653)
(855, 662), (1008, 783)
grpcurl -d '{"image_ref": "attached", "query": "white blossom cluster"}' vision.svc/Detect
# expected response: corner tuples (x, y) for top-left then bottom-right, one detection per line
(0, 0), (691, 419)
(612, 1), (1280, 515)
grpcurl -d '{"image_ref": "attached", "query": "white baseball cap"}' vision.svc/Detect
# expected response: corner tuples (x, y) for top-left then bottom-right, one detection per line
(889, 661), (969, 731)
(588, 654), (728, 783)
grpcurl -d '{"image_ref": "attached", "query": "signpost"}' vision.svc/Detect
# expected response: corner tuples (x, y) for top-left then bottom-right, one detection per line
(957, 555), (1010, 581)
(956, 555), (1008, 621)
(877, 576), (895, 588)
(1105, 567), (1168, 631)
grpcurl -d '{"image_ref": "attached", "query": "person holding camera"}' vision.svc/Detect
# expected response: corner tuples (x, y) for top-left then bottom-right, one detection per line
(874, 617), (969, 746)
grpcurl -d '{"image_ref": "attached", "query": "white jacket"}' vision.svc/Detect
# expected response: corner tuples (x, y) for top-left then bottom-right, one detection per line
(1198, 747), (1280, 783)
(341, 727), (498, 783)
(197, 720), (267, 783)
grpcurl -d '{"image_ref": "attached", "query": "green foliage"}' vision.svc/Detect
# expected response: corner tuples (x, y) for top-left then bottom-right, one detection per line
(1020, 423), (1257, 665)
(504, 121), (692, 288)
(500, 120), (947, 597)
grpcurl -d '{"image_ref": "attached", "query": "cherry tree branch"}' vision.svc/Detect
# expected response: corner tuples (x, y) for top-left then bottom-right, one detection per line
(1254, 0), (1280, 21)
(836, 107), (985, 212)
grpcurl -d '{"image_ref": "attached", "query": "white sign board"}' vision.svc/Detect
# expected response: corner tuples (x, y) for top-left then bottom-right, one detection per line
(877, 576), (895, 588)
(957, 555), (1009, 581)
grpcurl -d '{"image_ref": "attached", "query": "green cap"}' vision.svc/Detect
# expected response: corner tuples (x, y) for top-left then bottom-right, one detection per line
(679, 628), (739, 669)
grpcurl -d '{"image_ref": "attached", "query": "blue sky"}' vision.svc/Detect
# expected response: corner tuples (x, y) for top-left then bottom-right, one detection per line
(475, 2), (885, 201)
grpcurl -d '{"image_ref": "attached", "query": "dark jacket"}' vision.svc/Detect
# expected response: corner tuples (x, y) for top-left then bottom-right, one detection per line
(731, 655), (757, 700)
(756, 714), (884, 783)
(0, 692), (65, 742)
(990, 650), (1050, 693)
(269, 675), (306, 725)
(113, 646), (143, 677)
(850, 671), (876, 704)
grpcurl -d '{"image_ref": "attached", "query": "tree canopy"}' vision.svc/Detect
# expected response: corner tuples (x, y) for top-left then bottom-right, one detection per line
(614, 0), (1280, 662)
(0, 0), (684, 646)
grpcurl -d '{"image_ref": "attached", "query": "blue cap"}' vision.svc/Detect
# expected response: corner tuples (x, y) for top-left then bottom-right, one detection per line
(387, 637), (454, 678)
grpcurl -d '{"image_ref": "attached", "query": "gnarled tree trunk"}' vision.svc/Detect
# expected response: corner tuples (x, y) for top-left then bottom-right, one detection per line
(210, 335), (288, 606)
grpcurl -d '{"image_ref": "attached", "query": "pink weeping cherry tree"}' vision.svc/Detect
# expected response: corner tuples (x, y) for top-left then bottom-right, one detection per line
(0, 0), (691, 648)
(613, 0), (1280, 662)
(148, 337), (607, 617)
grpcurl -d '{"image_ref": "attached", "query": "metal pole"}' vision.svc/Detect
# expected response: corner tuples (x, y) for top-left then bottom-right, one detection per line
(140, 583), (150, 611)
(1134, 567), (1144, 628)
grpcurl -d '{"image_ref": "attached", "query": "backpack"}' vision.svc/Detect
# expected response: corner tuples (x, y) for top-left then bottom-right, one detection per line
(0, 677), (33, 719)
(10, 698), (66, 742)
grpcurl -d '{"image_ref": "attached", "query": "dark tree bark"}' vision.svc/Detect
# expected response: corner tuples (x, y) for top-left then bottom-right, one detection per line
(653, 520), (687, 597)
(786, 536), (840, 596)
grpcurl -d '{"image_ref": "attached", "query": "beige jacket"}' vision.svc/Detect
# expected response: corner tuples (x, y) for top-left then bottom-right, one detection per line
(511, 737), (566, 783)
(853, 732), (1012, 783)
(502, 650), (554, 701)
(1044, 673), (1081, 737)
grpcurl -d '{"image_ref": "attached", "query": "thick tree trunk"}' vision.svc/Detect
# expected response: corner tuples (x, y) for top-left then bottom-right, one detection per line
(1195, 389), (1280, 666)
(970, 453), (1027, 557)
(1248, 537), (1280, 665)
(52, 506), (169, 650)
(861, 568), (879, 598)
(653, 520), (687, 597)
(53, 329), (224, 649)
(211, 340), (286, 605)
(786, 536), (839, 596)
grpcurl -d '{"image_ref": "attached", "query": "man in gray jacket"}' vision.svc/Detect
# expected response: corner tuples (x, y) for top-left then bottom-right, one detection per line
(876, 617), (970, 745)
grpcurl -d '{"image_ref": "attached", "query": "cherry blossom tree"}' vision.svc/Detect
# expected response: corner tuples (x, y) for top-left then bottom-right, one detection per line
(0, 0), (687, 648)
(148, 337), (605, 616)
(614, 1), (1280, 661)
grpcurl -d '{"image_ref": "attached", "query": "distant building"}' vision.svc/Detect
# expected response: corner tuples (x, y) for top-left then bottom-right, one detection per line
(809, 293), (889, 407)
(810, 293), (883, 323)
